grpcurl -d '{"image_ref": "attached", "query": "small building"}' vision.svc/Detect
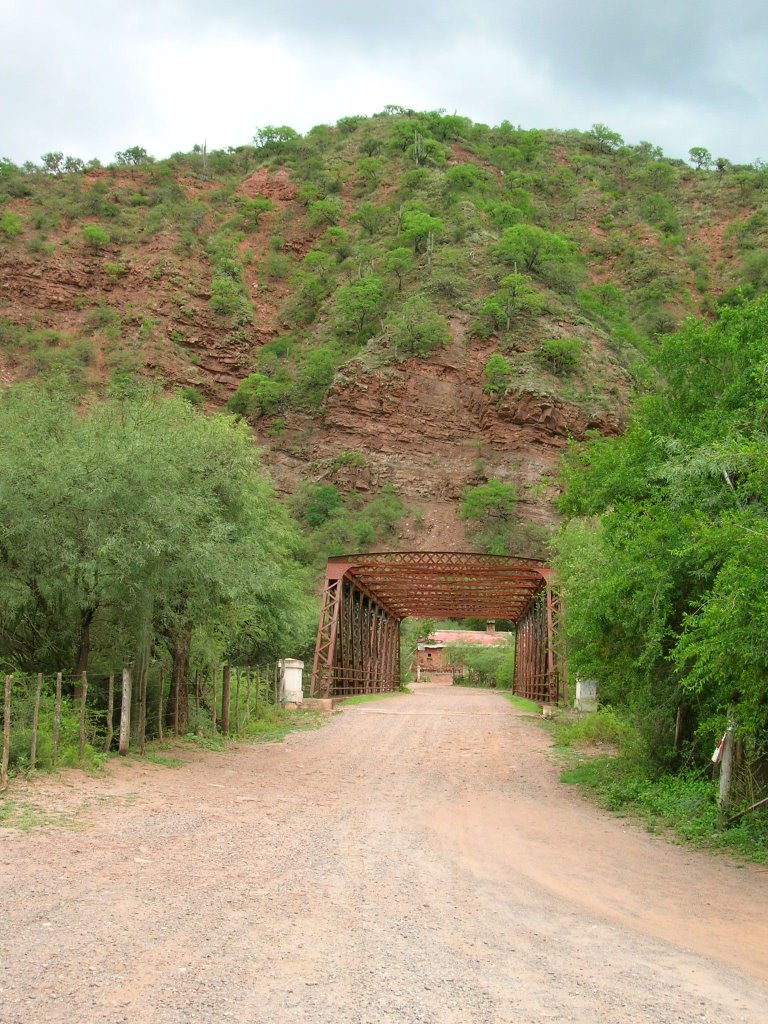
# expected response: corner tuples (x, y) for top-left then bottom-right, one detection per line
(415, 620), (510, 675)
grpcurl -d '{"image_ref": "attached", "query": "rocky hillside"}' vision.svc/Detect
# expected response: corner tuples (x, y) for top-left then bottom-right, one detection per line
(1, 111), (766, 555)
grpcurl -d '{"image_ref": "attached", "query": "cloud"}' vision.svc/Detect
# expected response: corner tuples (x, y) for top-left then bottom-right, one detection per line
(1, 0), (766, 164)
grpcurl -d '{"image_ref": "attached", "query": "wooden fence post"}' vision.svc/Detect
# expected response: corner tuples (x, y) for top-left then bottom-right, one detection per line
(211, 667), (217, 734)
(1, 674), (11, 792)
(254, 669), (260, 721)
(52, 672), (62, 767)
(273, 663), (279, 707)
(29, 672), (42, 770)
(78, 671), (88, 764)
(103, 672), (115, 753)
(718, 723), (735, 824)
(173, 668), (180, 735)
(139, 666), (147, 756)
(234, 668), (241, 736)
(118, 668), (131, 756)
(221, 664), (231, 736)
(194, 669), (200, 722)
(157, 666), (164, 743)
(245, 667), (251, 725)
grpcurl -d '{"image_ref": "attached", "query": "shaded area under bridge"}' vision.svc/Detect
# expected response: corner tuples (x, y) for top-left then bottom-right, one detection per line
(310, 551), (567, 705)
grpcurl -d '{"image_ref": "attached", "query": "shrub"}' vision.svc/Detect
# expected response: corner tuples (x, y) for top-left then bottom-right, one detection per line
(0, 211), (23, 238)
(82, 224), (110, 249)
(536, 337), (582, 375)
(385, 295), (450, 358)
(227, 373), (288, 418)
(483, 353), (513, 397)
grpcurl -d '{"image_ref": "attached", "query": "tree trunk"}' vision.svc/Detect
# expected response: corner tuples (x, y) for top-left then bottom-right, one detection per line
(164, 623), (191, 732)
(74, 607), (96, 687)
(221, 664), (231, 736)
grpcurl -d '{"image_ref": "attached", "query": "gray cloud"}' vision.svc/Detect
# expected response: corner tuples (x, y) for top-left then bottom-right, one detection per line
(1, 0), (766, 164)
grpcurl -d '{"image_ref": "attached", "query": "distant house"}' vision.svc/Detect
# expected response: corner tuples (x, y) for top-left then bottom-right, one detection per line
(415, 620), (511, 676)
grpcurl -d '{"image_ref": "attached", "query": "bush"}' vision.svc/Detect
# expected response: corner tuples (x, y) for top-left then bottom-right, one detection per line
(0, 210), (23, 238)
(82, 224), (110, 249)
(385, 295), (450, 358)
(483, 353), (513, 397)
(227, 373), (288, 418)
(536, 337), (582, 375)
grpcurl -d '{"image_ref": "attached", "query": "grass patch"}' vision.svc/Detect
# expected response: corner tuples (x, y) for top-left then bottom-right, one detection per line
(499, 692), (541, 713)
(139, 752), (184, 768)
(556, 707), (631, 748)
(554, 709), (768, 863)
(0, 799), (86, 832)
(342, 690), (410, 706)
(239, 707), (324, 742)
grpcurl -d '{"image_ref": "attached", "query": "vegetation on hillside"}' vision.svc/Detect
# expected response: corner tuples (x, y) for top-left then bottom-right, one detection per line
(554, 296), (768, 848)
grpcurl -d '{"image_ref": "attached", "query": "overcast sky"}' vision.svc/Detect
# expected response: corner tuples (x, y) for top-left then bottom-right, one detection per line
(2, 0), (766, 166)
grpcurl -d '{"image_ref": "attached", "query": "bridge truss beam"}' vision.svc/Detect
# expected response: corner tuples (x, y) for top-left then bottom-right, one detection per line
(310, 552), (567, 704)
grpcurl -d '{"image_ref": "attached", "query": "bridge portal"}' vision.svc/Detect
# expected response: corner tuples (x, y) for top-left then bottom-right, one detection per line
(310, 551), (567, 705)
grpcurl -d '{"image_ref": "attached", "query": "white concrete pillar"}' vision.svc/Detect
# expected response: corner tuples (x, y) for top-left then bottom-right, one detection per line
(279, 659), (304, 705)
(575, 677), (598, 712)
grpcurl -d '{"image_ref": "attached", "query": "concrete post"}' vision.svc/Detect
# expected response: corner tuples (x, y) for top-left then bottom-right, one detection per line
(278, 659), (304, 705)
(575, 677), (598, 713)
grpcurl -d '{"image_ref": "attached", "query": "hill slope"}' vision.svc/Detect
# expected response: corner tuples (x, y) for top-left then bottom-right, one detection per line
(2, 111), (766, 555)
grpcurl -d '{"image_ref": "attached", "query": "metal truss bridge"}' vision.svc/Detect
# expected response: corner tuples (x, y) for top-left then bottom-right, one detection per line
(310, 551), (567, 705)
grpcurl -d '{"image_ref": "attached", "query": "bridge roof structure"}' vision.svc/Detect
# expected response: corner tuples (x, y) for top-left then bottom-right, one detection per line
(312, 551), (566, 704)
(323, 550), (552, 622)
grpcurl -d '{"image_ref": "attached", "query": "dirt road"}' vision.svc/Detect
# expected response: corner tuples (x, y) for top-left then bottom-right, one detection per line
(1, 683), (767, 1024)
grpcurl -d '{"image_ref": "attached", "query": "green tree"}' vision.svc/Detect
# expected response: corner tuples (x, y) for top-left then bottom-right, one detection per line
(555, 296), (768, 775)
(399, 210), (444, 253)
(114, 146), (154, 166)
(233, 195), (273, 230)
(382, 247), (414, 290)
(587, 124), (624, 153)
(82, 224), (110, 249)
(688, 146), (712, 170)
(494, 224), (575, 274)
(334, 276), (385, 339)
(0, 385), (310, 722)
(459, 479), (518, 555)
(385, 295), (450, 357)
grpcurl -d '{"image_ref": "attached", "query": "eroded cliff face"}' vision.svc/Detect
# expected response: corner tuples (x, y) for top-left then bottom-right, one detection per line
(0, 163), (629, 553)
(259, 327), (625, 550)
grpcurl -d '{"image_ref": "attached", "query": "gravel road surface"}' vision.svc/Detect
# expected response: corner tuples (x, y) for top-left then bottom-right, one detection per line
(1, 682), (767, 1024)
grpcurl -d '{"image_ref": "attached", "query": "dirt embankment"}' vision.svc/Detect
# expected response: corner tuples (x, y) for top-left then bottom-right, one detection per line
(1, 684), (767, 1024)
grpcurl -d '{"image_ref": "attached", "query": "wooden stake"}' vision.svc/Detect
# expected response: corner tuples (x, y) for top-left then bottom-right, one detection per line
(29, 673), (42, 770)
(139, 666), (147, 756)
(235, 667), (241, 735)
(718, 724), (735, 823)
(118, 668), (131, 756)
(221, 664), (231, 736)
(245, 667), (251, 724)
(157, 666), (164, 743)
(52, 672), (62, 767)
(1, 674), (11, 792)
(103, 672), (115, 753)
(173, 666), (180, 735)
(254, 668), (260, 721)
(194, 669), (200, 721)
(211, 667), (217, 734)
(78, 671), (88, 764)
(674, 705), (685, 753)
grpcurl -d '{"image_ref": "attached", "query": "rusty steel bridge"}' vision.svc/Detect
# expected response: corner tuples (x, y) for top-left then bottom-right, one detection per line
(310, 551), (567, 705)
